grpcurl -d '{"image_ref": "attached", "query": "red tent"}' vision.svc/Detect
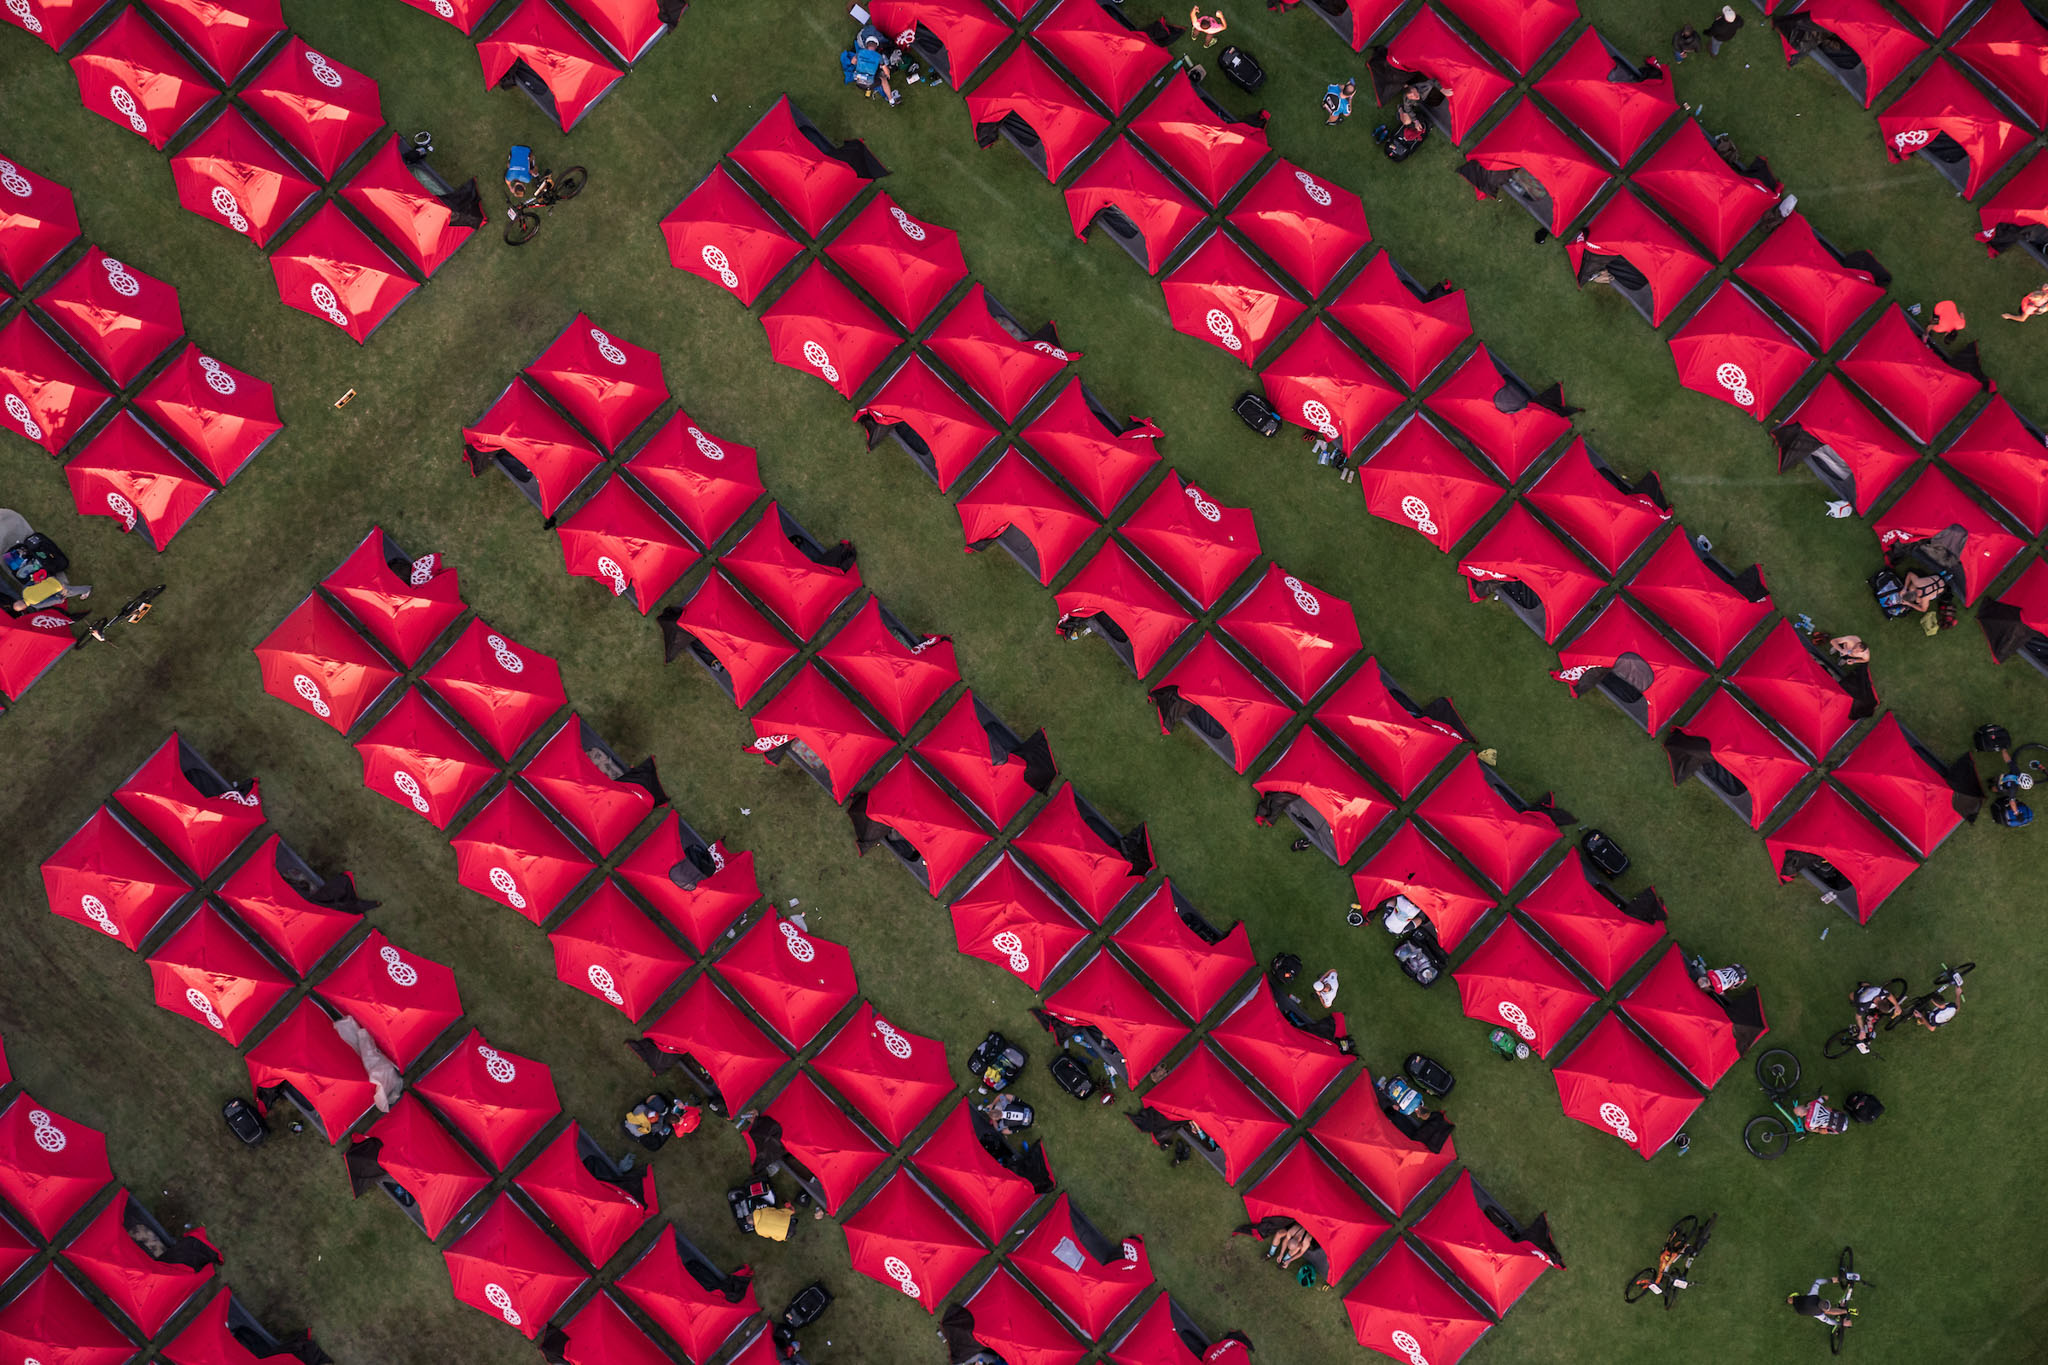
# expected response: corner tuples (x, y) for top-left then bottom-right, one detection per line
(748, 665), (893, 802)
(728, 96), (877, 238)
(1230, 161), (1370, 298)
(142, 0), (284, 82)
(1457, 504), (1605, 644)
(0, 607), (73, 703)
(476, 0), (624, 133)
(1014, 378), (1160, 516)
(2, 0), (111, 50)
(1622, 531), (1771, 667)
(451, 787), (596, 924)
(854, 357), (997, 492)
(1355, 415), (1500, 554)
(1119, 471), (1260, 608)
(1782, 0), (1929, 106)
(929, 284), (1075, 422)
(1516, 856), (1663, 989)
(913, 1101), (1044, 1240)
(515, 1126), (656, 1266)
(270, 202), (418, 344)
(825, 192), (967, 329)
(1839, 306), (1987, 444)
(162, 1286), (297, 1365)
(1533, 28), (1679, 163)
(760, 261), (899, 400)
(1416, 754), (1562, 893)
(242, 999), (380, 1141)
(550, 1291), (662, 1365)
(1453, 919), (1596, 1058)
(626, 408), (764, 545)
(1462, 100), (1610, 236)
(1013, 1195), (1152, 1337)
(917, 690), (1055, 827)
(1034, 0), (1171, 112)
(138, 343), (281, 485)
(1383, 7), (1511, 142)
(241, 37), (381, 179)
(1633, 119), (1782, 259)
(1259, 321), (1400, 450)
(719, 503), (862, 639)
(639, 976), (787, 1113)
(0, 312), (111, 456)
(561, 0), (668, 64)
(1563, 190), (1710, 327)
(1326, 257), (1468, 394)
(1253, 728), (1394, 862)
(70, 11), (220, 150)
(1525, 438), (1671, 573)
(869, 0), (1010, 85)
(169, 108), (317, 247)
(663, 571), (795, 707)
(1061, 137), (1206, 275)
(1622, 943), (1768, 1088)
(1242, 1141), (1390, 1283)
(1668, 284), (1811, 420)
(757, 1073), (885, 1213)
(1149, 633), (1293, 774)
(818, 599), (958, 735)
(414, 1030), (560, 1168)
(1953, 0), (2048, 126)
(66, 413), (217, 552)
(1425, 346), (1571, 482)
(112, 733), (263, 877)
(1344, 1238), (1494, 1365)
(1833, 712), (1976, 856)
(1764, 783), (1919, 922)
(1941, 397), (2048, 535)
(1727, 620), (1866, 761)
(0, 1096), (111, 1238)
(614, 810), (761, 949)
(63, 1194), (215, 1333)
(256, 593), (399, 732)
(1552, 1013), (1702, 1158)
(813, 1001), (954, 1145)
(1039, 951), (1187, 1078)
(443, 1197), (586, 1338)
(1219, 563), (1362, 701)
(1055, 540), (1192, 679)
(958, 1268), (1084, 1365)
(0, 156), (78, 289)
(965, 47), (1109, 183)
(1662, 687), (1808, 828)
(341, 138), (475, 278)
(1772, 374), (1916, 515)
(852, 760), (989, 896)
(1310, 0), (1404, 51)
(1440, 0), (1577, 71)
(217, 835), (359, 973)
(40, 806), (189, 950)
(353, 1097), (488, 1238)
(1552, 598), (1709, 736)
(1160, 231), (1303, 367)
(1977, 146), (2048, 240)
(949, 854), (1091, 988)
(1878, 58), (2030, 198)
(462, 379), (604, 519)
(556, 477), (697, 613)
(422, 618), (565, 758)
(1144, 1045), (1287, 1182)
(1128, 70), (1267, 204)
(1316, 660), (1466, 797)
(317, 929), (462, 1067)
(1349, 821), (1493, 950)
(842, 1171), (984, 1312)
(715, 912), (857, 1047)
(526, 314), (667, 451)
(1410, 1171), (1553, 1316)
(1110, 880), (1254, 1019)
(1873, 466), (2024, 604)
(660, 166), (801, 305)
(354, 688), (494, 829)
(147, 904), (291, 1043)
(1736, 213), (1885, 349)
(0, 1267), (133, 1365)
(1310, 1076), (1455, 1214)
(956, 449), (1101, 585)
(1210, 982), (1353, 1114)
(38, 247), (182, 387)
(615, 1228), (757, 1362)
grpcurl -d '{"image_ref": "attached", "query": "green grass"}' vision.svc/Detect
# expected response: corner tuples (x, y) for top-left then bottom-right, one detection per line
(2, 1), (2047, 1362)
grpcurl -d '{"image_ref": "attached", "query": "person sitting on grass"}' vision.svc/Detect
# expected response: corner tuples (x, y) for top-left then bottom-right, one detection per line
(848, 27), (903, 106)
(2003, 283), (2048, 322)
(1323, 79), (1355, 125)
(1793, 1094), (1850, 1135)
(1691, 961), (1748, 997)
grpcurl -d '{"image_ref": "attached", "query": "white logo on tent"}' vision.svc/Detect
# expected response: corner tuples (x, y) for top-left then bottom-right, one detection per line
(875, 1018), (913, 1059)
(220, 788), (260, 807)
(802, 340), (841, 384)
(392, 771), (431, 815)
(101, 255), (140, 298)
(1283, 575), (1321, 616)
(108, 85), (151, 134)
(1390, 1329), (1431, 1365)
(1294, 169), (1333, 208)
(106, 492), (138, 532)
(1892, 128), (1932, 152)
(0, 159), (31, 197)
(1121, 1239), (1141, 1263)
(1204, 308), (1243, 353)
(27, 1110), (66, 1154)
(380, 944), (418, 986)
(1184, 485), (1221, 523)
(210, 185), (251, 234)
(5, 1), (43, 36)
(1030, 340), (1070, 360)
(292, 674), (332, 718)
(687, 425), (725, 460)
(80, 894), (120, 937)
(1599, 1101), (1639, 1143)
(486, 633), (525, 674)
(488, 867), (527, 911)
(1301, 399), (1338, 440)
(587, 963), (625, 1007)
(309, 283), (351, 328)
(433, 0), (454, 14)
(700, 244), (740, 290)
(780, 919), (817, 963)
(408, 554), (437, 586)
(1497, 1001), (1536, 1041)
(304, 49), (344, 89)
(185, 986), (225, 1031)
(882, 1255), (921, 1298)
(477, 1044), (517, 1083)
(589, 327), (627, 366)
(198, 355), (237, 395)
(889, 205), (927, 242)
(30, 613), (70, 630)
(895, 26), (916, 46)
(1555, 664), (1592, 683)
(596, 555), (630, 597)
(1399, 494), (1438, 538)
(483, 1283), (522, 1326)
(1714, 362), (1755, 408)
(991, 930), (1031, 974)
(5, 393), (43, 442)
(751, 734), (791, 751)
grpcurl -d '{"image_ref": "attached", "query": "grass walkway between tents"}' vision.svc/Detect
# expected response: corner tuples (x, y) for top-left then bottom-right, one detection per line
(4, 0), (2048, 1362)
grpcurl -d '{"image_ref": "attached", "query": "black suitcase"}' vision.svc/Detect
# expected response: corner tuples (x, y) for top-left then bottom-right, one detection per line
(1218, 45), (1265, 93)
(782, 1282), (832, 1329)
(1049, 1054), (1095, 1101)
(1405, 1054), (1455, 1097)
(1234, 391), (1281, 436)
(222, 1098), (267, 1146)
(1580, 829), (1629, 879)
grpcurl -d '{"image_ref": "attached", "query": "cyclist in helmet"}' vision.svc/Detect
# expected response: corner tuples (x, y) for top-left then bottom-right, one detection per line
(1851, 980), (1903, 1043)
(1792, 1094), (1850, 1135)
(505, 144), (538, 200)
(1912, 993), (1962, 1031)
(1787, 1276), (1854, 1324)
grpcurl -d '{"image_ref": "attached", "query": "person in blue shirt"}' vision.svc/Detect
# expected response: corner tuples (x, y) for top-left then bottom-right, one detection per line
(849, 27), (902, 105)
(1323, 79), (1354, 125)
(504, 144), (538, 199)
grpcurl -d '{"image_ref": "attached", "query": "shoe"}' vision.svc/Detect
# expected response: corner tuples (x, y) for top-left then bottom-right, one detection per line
(1694, 534), (1713, 554)
(1533, 228), (1550, 244)
(1289, 838), (1312, 852)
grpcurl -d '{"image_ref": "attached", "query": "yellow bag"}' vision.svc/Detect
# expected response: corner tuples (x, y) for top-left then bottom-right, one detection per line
(21, 578), (63, 606)
(752, 1206), (794, 1242)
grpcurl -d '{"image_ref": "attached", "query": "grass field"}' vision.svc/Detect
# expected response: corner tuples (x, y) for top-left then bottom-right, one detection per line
(4, 0), (2048, 1362)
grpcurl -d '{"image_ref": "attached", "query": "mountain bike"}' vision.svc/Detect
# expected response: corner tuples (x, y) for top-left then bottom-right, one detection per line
(1624, 1213), (1716, 1308)
(1831, 1245), (1866, 1355)
(73, 584), (165, 649)
(1744, 1049), (1822, 1159)
(1822, 977), (1908, 1058)
(504, 164), (588, 245)
(1894, 961), (1973, 1028)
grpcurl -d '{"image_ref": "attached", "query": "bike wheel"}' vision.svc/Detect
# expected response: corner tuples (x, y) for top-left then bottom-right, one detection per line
(504, 211), (542, 245)
(1755, 1047), (1801, 1096)
(1623, 1270), (1658, 1303)
(1838, 1245), (1854, 1278)
(1831, 1321), (1846, 1355)
(1671, 1214), (1700, 1245)
(1744, 1114), (1791, 1159)
(555, 166), (588, 200)
(1881, 977), (1908, 998)
(1822, 1028), (1861, 1060)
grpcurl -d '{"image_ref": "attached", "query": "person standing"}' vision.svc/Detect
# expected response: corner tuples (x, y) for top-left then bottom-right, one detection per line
(1190, 6), (1228, 47)
(1705, 5), (1744, 54)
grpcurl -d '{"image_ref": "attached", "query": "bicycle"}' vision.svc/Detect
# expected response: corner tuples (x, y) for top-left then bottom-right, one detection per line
(504, 164), (588, 245)
(1623, 1212), (1716, 1308)
(1830, 1245), (1866, 1355)
(72, 584), (164, 649)
(1745, 1049), (1842, 1159)
(1893, 961), (1973, 1029)
(1822, 977), (1908, 1058)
